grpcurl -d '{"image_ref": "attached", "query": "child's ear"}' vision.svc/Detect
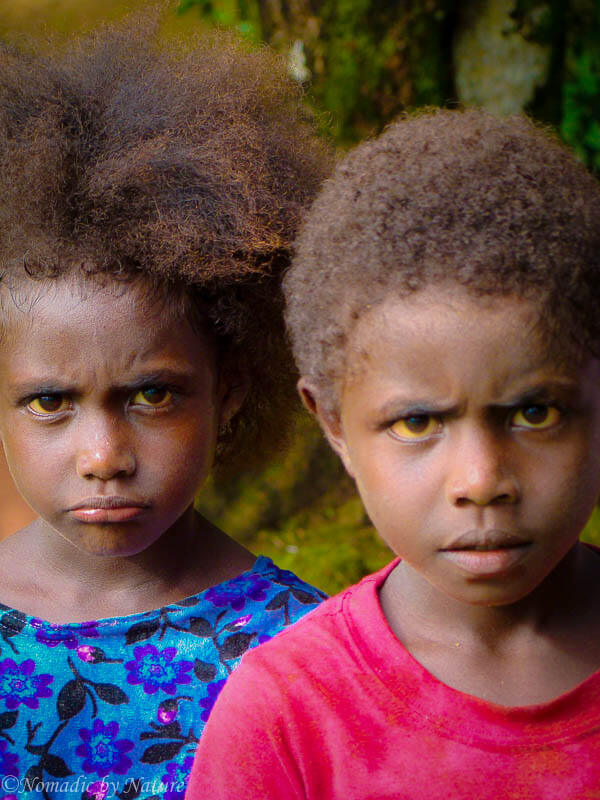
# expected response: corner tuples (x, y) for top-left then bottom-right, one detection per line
(217, 367), (250, 428)
(297, 378), (355, 479)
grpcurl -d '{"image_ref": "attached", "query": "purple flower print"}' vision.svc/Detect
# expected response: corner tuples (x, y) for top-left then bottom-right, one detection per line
(161, 756), (194, 800)
(0, 741), (19, 778)
(157, 699), (179, 725)
(32, 619), (99, 650)
(85, 780), (109, 800)
(0, 659), (52, 710)
(205, 574), (270, 611)
(229, 614), (252, 629)
(125, 645), (193, 695)
(199, 679), (226, 721)
(76, 645), (108, 664)
(76, 719), (134, 777)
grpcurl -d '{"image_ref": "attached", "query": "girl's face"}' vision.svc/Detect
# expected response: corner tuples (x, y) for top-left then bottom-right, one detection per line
(0, 277), (244, 556)
(305, 287), (600, 608)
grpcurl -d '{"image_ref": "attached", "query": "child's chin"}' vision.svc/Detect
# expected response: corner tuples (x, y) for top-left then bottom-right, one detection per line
(62, 527), (160, 558)
(446, 578), (539, 609)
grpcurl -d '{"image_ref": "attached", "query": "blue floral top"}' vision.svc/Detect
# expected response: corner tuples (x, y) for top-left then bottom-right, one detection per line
(0, 557), (325, 800)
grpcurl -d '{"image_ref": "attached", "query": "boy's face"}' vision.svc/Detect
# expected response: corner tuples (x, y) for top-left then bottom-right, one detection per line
(0, 277), (244, 556)
(304, 287), (600, 607)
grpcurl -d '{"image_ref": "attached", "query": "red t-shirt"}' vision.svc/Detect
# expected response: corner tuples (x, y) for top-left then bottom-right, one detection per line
(187, 560), (600, 799)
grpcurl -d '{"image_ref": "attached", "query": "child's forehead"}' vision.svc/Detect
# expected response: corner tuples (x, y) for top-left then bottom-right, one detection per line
(0, 272), (193, 331)
(0, 273), (217, 378)
(341, 286), (582, 387)
(363, 286), (537, 325)
(0, 273), (218, 386)
(347, 286), (539, 342)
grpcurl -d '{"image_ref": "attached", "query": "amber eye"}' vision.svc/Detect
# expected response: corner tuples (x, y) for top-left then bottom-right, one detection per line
(27, 394), (69, 415)
(511, 404), (561, 430)
(132, 387), (172, 407)
(389, 414), (441, 440)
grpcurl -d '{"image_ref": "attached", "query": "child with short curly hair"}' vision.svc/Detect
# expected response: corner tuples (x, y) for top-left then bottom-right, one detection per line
(188, 109), (600, 798)
(0, 13), (329, 798)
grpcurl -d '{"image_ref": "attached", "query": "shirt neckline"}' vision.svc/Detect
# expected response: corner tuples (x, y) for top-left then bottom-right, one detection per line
(343, 559), (600, 751)
(0, 555), (272, 632)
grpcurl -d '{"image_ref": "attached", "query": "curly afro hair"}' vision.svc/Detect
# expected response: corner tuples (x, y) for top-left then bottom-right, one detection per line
(285, 108), (600, 404)
(0, 10), (332, 474)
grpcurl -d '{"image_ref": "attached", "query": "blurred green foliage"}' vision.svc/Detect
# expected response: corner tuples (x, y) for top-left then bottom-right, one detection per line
(177, 0), (261, 38)
(178, 0), (599, 163)
(196, 415), (392, 595)
(581, 508), (600, 550)
(561, 11), (600, 171)
(511, 0), (600, 170)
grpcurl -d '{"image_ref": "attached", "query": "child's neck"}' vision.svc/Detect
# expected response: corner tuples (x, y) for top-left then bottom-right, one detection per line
(380, 543), (600, 706)
(0, 508), (255, 623)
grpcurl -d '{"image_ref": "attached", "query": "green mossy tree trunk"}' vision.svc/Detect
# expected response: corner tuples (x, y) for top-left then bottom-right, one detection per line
(258, 0), (458, 142)
(180, 0), (599, 164)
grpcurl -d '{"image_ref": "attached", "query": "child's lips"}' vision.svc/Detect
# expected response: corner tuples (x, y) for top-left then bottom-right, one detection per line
(440, 530), (533, 576)
(67, 496), (149, 524)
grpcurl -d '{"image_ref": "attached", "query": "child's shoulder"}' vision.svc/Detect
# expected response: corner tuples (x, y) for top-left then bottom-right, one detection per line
(233, 558), (398, 675)
(198, 555), (327, 634)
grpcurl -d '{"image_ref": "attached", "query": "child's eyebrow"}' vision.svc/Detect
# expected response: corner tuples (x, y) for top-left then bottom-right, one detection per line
(372, 379), (582, 421)
(376, 396), (458, 419)
(7, 377), (71, 397)
(496, 379), (581, 407)
(116, 368), (198, 390)
(7, 368), (198, 398)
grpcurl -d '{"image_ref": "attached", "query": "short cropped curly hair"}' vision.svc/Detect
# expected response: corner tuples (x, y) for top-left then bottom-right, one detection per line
(285, 108), (600, 403)
(0, 11), (332, 473)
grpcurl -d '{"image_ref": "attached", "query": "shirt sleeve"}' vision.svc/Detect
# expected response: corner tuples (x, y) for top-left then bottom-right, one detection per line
(186, 657), (305, 800)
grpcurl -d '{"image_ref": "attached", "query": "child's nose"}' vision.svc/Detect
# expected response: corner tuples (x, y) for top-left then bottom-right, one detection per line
(76, 420), (136, 481)
(445, 427), (520, 507)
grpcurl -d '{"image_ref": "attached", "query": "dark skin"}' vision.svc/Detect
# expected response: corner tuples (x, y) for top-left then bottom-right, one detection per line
(0, 510), (254, 623)
(303, 287), (600, 707)
(0, 276), (255, 623)
(0, 449), (35, 538)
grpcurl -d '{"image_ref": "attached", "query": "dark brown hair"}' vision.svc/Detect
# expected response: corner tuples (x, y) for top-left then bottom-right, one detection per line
(0, 11), (332, 472)
(285, 108), (600, 401)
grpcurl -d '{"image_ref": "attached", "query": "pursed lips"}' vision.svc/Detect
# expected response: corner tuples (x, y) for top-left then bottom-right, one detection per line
(66, 496), (150, 523)
(439, 529), (533, 576)
(441, 529), (532, 552)
(68, 496), (148, 511)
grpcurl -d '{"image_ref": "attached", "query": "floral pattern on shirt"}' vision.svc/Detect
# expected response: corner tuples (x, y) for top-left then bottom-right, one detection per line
(76, 720), (134, 777)
(125, 646), (193, 696)
(0, 659), (53, 710)
(0, 557), (325, 800)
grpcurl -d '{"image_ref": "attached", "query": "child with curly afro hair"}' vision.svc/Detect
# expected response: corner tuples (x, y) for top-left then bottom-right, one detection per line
(0, 10), (329, 795)
(189, 109), (600, 798)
